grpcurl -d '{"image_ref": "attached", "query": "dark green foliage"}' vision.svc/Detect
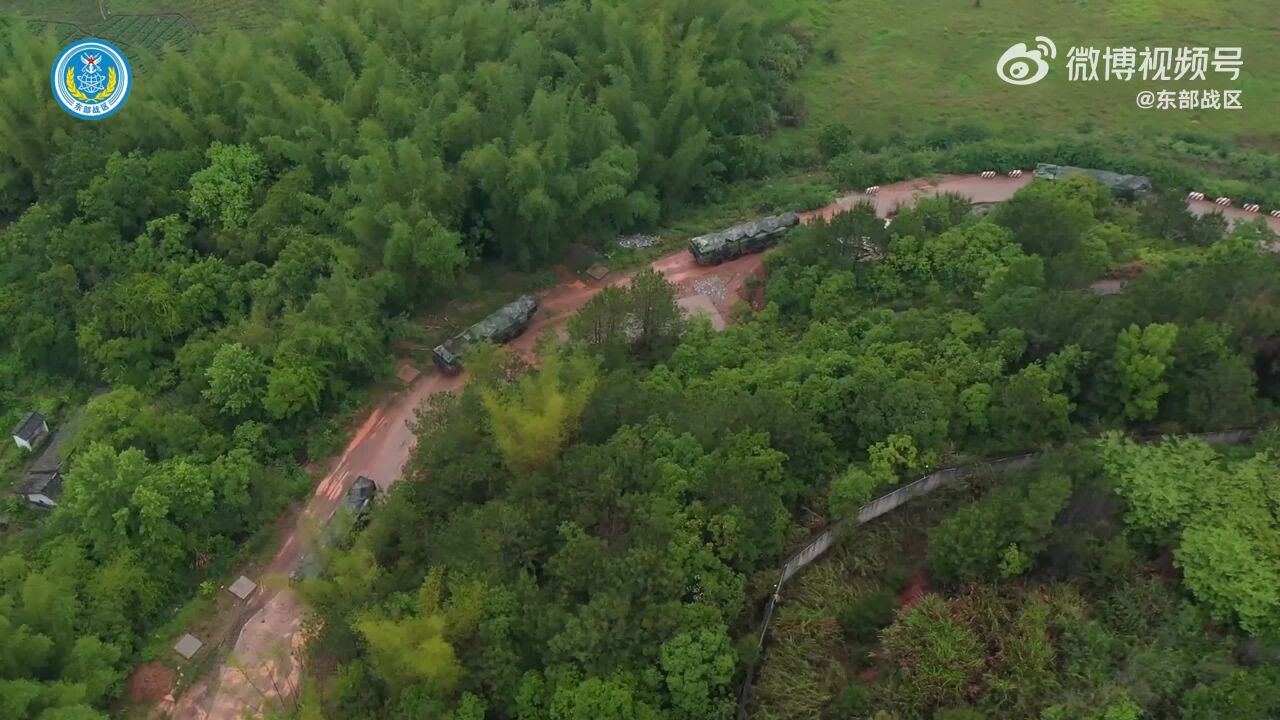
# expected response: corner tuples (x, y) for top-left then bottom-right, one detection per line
(928, 473), (1072, 585)
(754, 181), (837, 213)
(1181, 668), (1280, 719)
(825, 684), (872, 719)
(0, 0), (802, 713)
(838, 590), (897, 643)
(818, 123), (855, 159)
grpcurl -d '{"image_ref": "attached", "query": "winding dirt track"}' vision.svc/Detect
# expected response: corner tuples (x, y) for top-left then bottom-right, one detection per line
(160, 173), (1280, 719)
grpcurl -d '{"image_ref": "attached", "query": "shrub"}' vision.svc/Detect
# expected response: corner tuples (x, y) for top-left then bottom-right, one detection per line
(719, 135), (778, 181)
(825, 685), (873, 719)
(828, 152), (881, 189)
(755, 181), (836, 213)
(818, 123), (855, 159)
(935, 709), (987, 720)
(838, 590), (898, 643)
(923, 123), (991, 150)
(880, 595), (984, 710)
(777, 89), (807, 126)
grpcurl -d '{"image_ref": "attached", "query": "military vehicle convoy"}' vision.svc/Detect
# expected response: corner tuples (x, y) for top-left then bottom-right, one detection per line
(290, 476), (379, 583)
(688, 211), (801, 265)
(1034, 163), (1153, 199)
(432, 295), (539, 374)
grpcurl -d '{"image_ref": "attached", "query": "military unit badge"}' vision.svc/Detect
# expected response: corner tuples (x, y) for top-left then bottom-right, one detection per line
(51, 39), (132, 120)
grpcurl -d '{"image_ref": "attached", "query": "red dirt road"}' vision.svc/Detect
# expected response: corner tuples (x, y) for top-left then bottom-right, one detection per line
(158, 172), (1279, 719)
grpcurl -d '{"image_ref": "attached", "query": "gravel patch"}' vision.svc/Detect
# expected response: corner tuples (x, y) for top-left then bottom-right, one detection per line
(692, 276), (729, 304)
(618, 233), (659, 250)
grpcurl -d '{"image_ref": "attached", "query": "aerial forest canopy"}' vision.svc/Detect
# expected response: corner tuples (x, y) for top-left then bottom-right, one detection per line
(1, 0), (798, 392)
(0, 1), (802, 718)
(306, 185), (1280, 719)
(2, 0), (1280, 718)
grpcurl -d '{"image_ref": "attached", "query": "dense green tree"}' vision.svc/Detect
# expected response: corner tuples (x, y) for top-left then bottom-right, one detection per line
(991, 177), (1096, 257)
(928, 473), (1072, 585)
(659, 626), (736, 720)
(203, 342), (268, 417)
(1109, 323), (1178, 422)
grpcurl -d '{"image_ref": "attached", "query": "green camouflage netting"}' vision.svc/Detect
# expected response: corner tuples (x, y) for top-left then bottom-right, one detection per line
(1034, 163), (1153, 197)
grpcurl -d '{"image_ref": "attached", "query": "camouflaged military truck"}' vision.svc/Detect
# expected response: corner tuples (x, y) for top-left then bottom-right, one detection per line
(432, 295), (539, 374)
(688, 211), (801, 265)
(1034, 163), (1153, 200)
(290, 476), (379, 583)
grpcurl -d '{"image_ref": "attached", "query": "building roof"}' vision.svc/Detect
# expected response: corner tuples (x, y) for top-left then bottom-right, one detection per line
(11, 411), (45, 441)
(17, 469), (62, 499)
(15, 420), (69, 501)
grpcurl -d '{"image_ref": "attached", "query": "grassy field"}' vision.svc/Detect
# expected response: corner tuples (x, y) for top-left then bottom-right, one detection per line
(776, 0), (1280, 146)
(1, 0), (279, 32)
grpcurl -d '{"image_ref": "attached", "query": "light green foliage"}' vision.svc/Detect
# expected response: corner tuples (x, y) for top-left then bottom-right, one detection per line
(354, 569), (483, 697)
(263, 353), (327, 420)
(188, 143), (264, 228)
(783, 0), (1279, 142)
(984, 595), (1058, 712)
(1111, 323), (1179, 421)
(1096, 435), (1215, 539)
(829, 465), (879, 519)
(1100, 437), (1280, 635)
(203, 342), (267, 416)
(546, 676), (660, 720)
(868, 433), (930, 483)
(659, 626), (736, 720)
(0, 548), (125, 720)
(481, 349), (599, 475)
(1176, 524), (1280, 637)
(998, 544), (1030, 578)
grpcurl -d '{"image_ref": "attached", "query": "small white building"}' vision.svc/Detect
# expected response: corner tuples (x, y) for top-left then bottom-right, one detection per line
(12, 412), (66, 509)
(11, 411), (49, 452)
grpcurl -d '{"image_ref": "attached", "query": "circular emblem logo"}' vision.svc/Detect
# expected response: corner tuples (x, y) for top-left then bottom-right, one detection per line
(50, 39), (131, 120)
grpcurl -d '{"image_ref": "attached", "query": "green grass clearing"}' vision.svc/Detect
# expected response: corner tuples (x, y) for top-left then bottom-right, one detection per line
(775, 0), (1280, 148)
(2, 0), (280, 33)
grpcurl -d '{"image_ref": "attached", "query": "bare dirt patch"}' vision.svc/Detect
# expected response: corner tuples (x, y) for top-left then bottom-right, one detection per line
(127, 662), (176, 704)
(896, 569), (931, 612)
